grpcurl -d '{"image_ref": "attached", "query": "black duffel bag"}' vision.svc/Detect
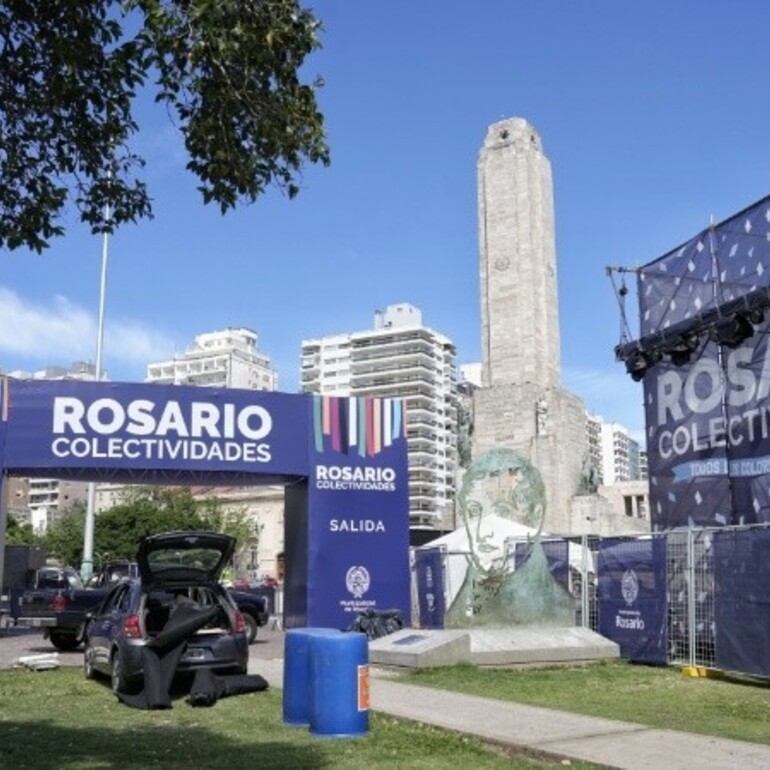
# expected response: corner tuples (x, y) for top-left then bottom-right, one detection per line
(348, 608), (404, 640)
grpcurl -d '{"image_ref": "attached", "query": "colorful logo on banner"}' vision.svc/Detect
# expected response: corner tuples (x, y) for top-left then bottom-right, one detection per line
(312, 395), (405, 457)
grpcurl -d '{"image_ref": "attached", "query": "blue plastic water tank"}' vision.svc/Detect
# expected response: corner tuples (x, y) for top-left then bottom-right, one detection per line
(282, 628), (341, 726)
(309, 631), (369, 738)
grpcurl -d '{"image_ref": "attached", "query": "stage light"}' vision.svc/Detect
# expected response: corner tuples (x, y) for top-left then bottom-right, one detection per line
(666, 333), (701, 367)
(712, 313), (755, 349)
(625, 348), (659, 381)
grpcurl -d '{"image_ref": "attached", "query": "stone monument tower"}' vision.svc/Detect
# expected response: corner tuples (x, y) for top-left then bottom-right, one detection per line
(472, 117), (587, 533)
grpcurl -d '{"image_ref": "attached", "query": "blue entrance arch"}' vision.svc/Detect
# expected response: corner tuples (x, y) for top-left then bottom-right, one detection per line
(0, 379), (410, 629)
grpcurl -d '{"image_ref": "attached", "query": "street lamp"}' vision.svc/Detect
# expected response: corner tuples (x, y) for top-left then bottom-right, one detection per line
(80, 198), (111, 581)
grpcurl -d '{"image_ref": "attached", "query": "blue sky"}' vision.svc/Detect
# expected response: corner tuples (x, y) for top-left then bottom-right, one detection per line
(2, 1), (770, 443)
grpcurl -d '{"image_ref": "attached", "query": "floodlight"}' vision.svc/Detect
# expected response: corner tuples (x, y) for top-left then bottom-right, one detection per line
(712, 313), (755, 349)
(666, 333), (701, 367)
(625, 348), (658, 381)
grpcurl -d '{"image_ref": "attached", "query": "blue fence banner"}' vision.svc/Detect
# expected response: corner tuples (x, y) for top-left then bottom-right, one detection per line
(714, 528), (770, 677)
(513, 539), (569, 589)
(414, 548), (445, 629)
(598, 537), (667, 664)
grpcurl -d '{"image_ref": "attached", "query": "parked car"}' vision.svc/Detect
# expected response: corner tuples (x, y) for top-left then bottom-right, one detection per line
(34, 566), (83, 590)
(226, 588), (269, 643)
(83, 531), (249, 695)
(85, 560), (139, 588)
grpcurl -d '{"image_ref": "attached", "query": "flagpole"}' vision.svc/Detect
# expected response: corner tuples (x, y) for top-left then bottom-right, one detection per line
(81, 201), (110, 581)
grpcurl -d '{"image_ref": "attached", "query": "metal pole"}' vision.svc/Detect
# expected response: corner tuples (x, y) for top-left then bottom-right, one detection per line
(686, 527), (697, 668)
(0, 472), (8, 603)
(580, 533), (589, 628)
(81, 205), (110, 581)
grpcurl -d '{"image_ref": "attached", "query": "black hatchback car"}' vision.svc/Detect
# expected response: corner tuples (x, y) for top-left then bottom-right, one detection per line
(83, 531), (249, 694)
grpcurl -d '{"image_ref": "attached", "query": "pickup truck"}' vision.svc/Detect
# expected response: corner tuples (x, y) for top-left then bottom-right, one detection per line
(7, 563), (135, 651)
(8, 563), (270, 649)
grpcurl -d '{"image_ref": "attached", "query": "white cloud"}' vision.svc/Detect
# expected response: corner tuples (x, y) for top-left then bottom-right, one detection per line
(0, 286), (173, 379)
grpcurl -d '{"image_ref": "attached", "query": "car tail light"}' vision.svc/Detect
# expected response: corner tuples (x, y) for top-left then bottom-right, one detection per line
(123, 614), (142, 639)
(50, 594), (67, 612)
(232, 610), (246, 635)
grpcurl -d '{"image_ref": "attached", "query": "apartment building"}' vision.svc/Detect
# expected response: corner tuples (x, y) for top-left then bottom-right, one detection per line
(1, 362), (95, 531)
(585, 414), (605, 487)
(301, 304), (458, 529)
(599, 420), (646, 485)
(5, 477), (88, 533)
(146, 327), (278, 391)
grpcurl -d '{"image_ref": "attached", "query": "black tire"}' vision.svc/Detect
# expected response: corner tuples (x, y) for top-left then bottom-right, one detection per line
(111, 649), (130, 694)
(83, 648), (97, 680)
(244, 613), (258, 645)
(49, 630), (81, 652)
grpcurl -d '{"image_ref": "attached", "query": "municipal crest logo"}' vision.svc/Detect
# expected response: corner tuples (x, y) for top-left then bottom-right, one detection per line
(621, 569), (639, 606)
(345, 565), (371, 598)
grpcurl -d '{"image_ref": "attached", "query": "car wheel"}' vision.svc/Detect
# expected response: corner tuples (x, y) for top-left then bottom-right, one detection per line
(49, 630), (80, 652)
(84, 648), (97, 680)
(244, 614), (258, 645)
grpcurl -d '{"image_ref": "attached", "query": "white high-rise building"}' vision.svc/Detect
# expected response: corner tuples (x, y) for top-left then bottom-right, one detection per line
(585, 414), (605, 487)
(301, 304), (458, 529)
(146, 328), (278, 391)
(599, 421), (645, 485)
(583, 414), (647, 487)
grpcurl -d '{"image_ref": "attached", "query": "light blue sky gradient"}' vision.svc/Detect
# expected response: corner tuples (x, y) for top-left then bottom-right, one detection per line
(3, 1), (770, 443)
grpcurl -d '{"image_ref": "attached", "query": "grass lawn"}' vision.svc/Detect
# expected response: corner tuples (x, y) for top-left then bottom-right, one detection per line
(0, 668), (598, 769)
(404, 660), (770, 745)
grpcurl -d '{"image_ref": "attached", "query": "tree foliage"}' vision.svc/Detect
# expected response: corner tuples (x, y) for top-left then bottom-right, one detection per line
(41, 503), (89, 567)
(0, 0), (329, 252)
(41, 486), (252, 567)
(5, 514), (39, 545)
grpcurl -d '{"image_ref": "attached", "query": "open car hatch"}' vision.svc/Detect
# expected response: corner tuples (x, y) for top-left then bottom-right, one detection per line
(136, 531), (235, 586)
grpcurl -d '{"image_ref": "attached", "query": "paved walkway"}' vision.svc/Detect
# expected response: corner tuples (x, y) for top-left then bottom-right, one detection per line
(248, 654), (770, 770)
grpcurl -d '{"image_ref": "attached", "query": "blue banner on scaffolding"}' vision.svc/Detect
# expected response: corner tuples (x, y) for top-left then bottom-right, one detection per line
(597, 537), (667, 664)
(414, 548), (445, 629)
(714, 527), (770, 677)
(635, 194), (770, 529)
